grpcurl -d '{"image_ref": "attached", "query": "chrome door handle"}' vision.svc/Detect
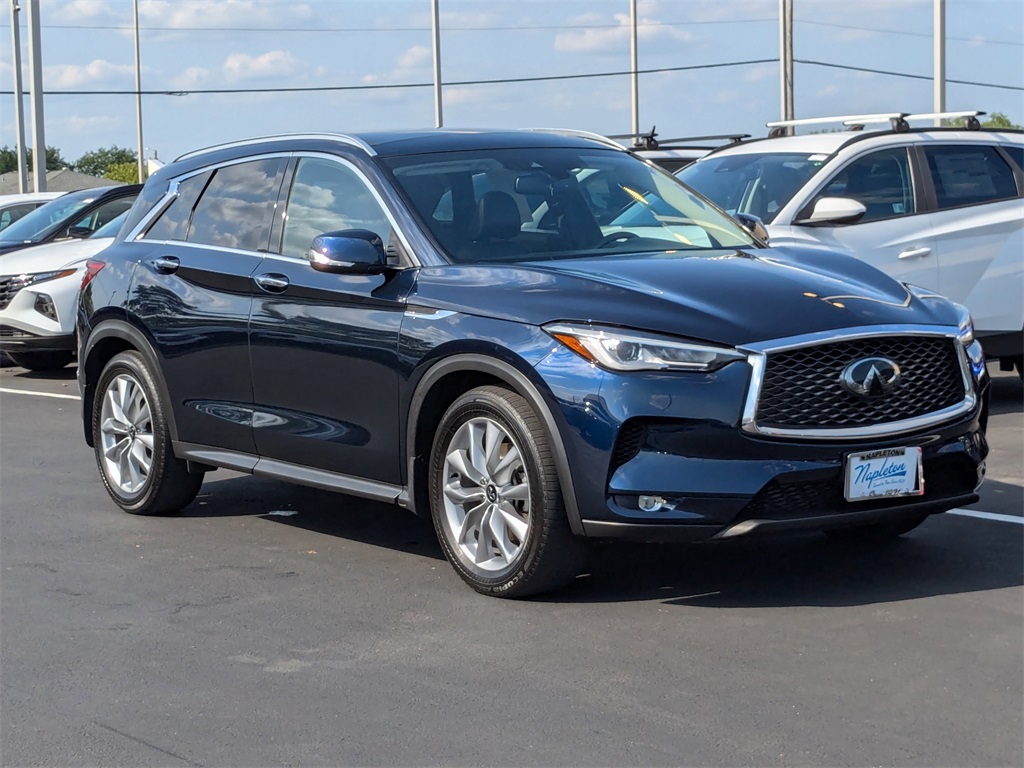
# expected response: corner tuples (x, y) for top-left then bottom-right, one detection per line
(898, 247), (931, 260)
(254, 273), (290, 293)
(151, 255), (179, 274)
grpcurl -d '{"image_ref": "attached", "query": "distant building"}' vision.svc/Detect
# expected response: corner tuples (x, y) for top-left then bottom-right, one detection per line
(0, 169), (121, 195)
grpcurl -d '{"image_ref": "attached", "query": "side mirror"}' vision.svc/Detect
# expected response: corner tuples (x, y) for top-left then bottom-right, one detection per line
(733, 212), (770, 245)
(795, 197), (866, 226)
(308, 229), (388, 274)
(65, 225), (93, 240)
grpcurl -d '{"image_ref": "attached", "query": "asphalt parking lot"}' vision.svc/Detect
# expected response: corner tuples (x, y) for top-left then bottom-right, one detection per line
(1, 361), (1021, 767)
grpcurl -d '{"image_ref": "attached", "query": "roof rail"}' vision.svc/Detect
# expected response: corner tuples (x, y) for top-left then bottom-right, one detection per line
(174, 132), (377, 162)
(608, 126), (749, 151)
(765, 110), (987, 137)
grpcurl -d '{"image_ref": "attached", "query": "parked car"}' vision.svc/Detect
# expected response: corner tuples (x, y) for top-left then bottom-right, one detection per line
(0, 191), (65, 232)
(79, 129), (988, 597)
(677, 112), (1023, 374)
(0, 184), (140, 256)
(0, 212), (125, 370)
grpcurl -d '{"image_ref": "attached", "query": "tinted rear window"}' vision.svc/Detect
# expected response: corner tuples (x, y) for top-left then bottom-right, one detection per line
(924, 145), (1018, 209)
(187, 158), (286, 251)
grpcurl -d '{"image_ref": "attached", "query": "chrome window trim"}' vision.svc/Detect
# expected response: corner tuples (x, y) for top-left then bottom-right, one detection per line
(175, 133), (376, 162)
(129, 152), (295, 243)
(738, 324), (976, 440)
(280, 152), (419, 267)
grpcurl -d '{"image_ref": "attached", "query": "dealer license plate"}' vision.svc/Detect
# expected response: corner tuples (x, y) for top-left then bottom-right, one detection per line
(844, 447), (924, 502)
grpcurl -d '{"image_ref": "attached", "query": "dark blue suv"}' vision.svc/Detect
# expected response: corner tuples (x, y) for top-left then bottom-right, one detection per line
(78, 130), (989, 597)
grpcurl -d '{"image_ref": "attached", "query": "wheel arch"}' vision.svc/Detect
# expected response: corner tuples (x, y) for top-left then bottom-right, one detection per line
(405, 353), (585, 536)
(81, 319), (177, 447)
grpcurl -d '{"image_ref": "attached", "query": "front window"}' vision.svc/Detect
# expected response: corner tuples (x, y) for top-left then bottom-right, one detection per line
(383, 147), (753, 264)
(0, 189), (98, 243)
(677, 152), (823, 223)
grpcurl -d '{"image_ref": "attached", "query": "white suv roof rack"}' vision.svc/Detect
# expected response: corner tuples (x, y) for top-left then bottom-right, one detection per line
(765, 110), (986, 137)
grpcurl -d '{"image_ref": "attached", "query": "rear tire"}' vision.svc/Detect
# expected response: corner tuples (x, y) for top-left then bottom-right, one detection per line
(92, 350), (202, 515)
(6, 350), (74, 371)
(429, 385), (586, 598)
(824, 513), (930, 543)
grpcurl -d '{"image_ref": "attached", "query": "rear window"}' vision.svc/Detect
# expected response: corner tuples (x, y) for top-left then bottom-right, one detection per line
(924, 145), (1018, 209)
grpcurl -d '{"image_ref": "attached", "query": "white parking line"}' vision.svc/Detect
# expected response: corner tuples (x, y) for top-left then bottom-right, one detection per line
(0, 387), (81, 401)
(948, 508), (1024, 525)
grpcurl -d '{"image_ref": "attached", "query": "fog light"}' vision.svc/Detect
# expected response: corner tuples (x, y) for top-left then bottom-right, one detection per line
(34, 293), (58, 322)
(638, 495), (668, 513)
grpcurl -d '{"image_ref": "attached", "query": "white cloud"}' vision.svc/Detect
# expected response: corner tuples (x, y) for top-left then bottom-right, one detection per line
(743, 63), (777, 83)
(362, 45), (432, 85)
(223, 51), (298, 82)
(141, 0), (313, 29)
(554, 9), (694, 54)
(171, 66), (211, 91)
(44, 60), (135, 89)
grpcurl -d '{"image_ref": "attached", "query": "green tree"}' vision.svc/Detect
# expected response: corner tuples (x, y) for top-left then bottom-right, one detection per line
(0, 145), (67, 173)
(74, 145), (137, 177)
(981, 112), (1021, 129)
(104, 162), (144, 184)
(946, 112), (1021, 129)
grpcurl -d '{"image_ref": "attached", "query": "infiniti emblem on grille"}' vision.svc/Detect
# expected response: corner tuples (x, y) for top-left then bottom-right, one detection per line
(840, 356), (901, 397)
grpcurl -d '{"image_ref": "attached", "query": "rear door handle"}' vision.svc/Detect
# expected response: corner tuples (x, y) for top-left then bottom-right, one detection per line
(254, 273), (290, 294)
(898, 247), (931, 260)
(151, 256), (180, 274)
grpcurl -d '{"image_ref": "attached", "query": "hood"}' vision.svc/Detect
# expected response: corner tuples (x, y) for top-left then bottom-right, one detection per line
(408, 247), (960, 346)
(0, 237), (114, 275)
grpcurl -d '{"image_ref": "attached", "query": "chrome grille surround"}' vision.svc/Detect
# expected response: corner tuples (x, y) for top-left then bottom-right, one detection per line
(739, 325), (975, 440)
(0, 274), (32, 311)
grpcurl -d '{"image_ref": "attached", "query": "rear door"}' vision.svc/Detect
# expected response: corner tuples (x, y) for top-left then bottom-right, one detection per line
(776, 145), (940, 290)
(128, 155), (287, 454)
(918, 142), (1023, 335)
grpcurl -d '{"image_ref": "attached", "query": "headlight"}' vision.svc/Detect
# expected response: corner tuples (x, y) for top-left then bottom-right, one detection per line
(544, 322), (745, 372)
(953, 303), (974, 347)
(1, 268), (77, 290)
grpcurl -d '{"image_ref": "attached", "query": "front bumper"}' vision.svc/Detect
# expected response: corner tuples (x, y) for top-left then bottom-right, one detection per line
(536, 341), (988, 543)
(0, 324), (76, 352)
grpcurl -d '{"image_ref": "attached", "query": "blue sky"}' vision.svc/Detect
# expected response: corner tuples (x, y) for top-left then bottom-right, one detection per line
(1, 0), (1022, 164)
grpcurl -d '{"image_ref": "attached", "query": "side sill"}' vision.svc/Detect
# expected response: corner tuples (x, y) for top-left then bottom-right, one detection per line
(173, 442), (405, 505)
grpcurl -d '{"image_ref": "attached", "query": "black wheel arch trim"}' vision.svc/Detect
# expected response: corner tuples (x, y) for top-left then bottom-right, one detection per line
(405, 353), (586, 536)
(80, 319), (178, 447)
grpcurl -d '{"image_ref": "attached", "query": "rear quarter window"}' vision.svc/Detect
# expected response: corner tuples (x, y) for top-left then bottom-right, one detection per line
(924, 145), (1018, 209)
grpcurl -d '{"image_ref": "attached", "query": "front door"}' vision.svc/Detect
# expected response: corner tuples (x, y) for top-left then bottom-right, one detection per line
(248, 155), (412, 484)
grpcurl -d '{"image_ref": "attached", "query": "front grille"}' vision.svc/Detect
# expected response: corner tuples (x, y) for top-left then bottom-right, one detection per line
(0, 275), (31, 311)
(756, 336), (965, 430)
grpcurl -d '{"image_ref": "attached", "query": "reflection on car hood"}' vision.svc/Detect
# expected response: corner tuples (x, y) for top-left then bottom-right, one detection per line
(410, 247), (960, 346)
(0, 237), (115, 274)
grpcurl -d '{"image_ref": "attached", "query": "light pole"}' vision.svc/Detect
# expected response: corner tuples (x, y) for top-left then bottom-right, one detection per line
(26, 0), (45, 192)
(933, 0), (945, 126)
(134, 0), (144, 181)
(431, 0), (442, 128)
(9, 0), (28, 193)
(630, 0), (639, 137)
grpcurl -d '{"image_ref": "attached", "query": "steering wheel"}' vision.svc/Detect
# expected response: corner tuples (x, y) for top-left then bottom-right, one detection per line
(596, 231), (640, 248)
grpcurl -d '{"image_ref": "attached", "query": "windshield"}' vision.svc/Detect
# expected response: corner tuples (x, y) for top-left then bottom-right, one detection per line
(383, 147), (753, 263)
(0, 188), (101, 243)
(677, 152), (824, 224)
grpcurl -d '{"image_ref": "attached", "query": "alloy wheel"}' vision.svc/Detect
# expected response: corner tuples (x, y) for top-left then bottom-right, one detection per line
(441, 416), (532, 573)
(99, 373), (154, 494)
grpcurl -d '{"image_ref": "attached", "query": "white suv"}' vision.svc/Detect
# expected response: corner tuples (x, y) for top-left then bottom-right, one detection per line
(677, 113), (1024, 372)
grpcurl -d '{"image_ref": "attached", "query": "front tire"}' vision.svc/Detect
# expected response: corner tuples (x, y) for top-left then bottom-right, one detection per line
(429, 386), (585, 598)
(92, 350), (202, 515)
(6, 350), (74, 371)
